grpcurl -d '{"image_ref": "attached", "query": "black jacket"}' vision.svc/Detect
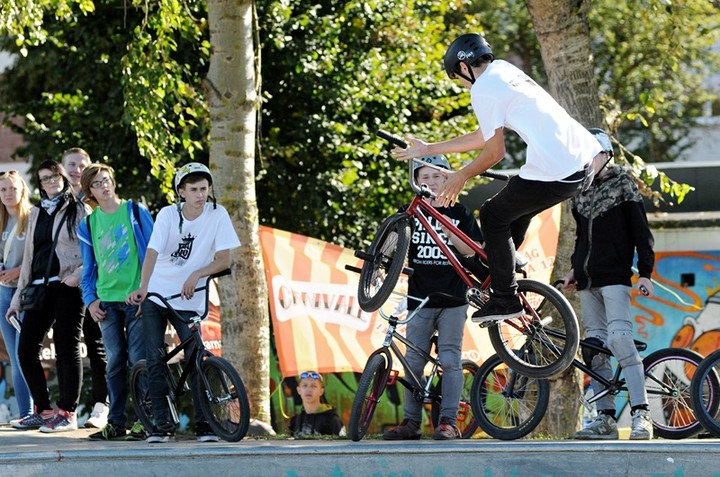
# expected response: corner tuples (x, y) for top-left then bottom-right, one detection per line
(570, 166), (655, 290)
(289, 405), (345, 437)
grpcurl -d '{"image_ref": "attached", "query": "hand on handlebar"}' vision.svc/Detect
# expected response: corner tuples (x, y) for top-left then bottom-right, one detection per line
(391, 135), (428, 161)
(181, 271), (202, 300)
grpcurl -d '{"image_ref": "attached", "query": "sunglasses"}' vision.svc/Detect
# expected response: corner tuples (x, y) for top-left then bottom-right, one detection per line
(299, 371), (323, 382)
(39, 173), (62, 185)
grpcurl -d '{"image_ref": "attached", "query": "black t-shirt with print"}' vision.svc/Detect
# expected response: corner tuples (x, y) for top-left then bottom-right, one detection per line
(401, 203), (483, 310)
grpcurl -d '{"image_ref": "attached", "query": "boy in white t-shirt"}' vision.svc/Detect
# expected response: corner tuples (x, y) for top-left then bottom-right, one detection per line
(393, 33), (604, 322)
(126, 163), (241, 443)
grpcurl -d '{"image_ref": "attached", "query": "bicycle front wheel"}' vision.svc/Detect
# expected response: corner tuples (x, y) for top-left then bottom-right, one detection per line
(470, 353), (549, 440)
(430, 360), (480, 439)
(487, 279), (579, 378)
(357, 214), (411, 312)
(643, 347), (719, 439)
(198, 356), (250, 442)
(129, 359), (154, 432)
(348, 354), (389, 441)
(690, 348), (720, 437)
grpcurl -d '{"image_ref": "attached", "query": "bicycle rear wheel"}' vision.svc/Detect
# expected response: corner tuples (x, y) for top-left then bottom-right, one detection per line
(357, 214), (411, 312)
(430, 360), (480, 439)
(487, 279), (579, 378)
(197, 356), (250, 442)
(348, 354), (389, 441)
(643, 347), (720, 439)
(129, 359), (154, 431)
(690, 349), (720, 437)
(470, 353), (549, 440)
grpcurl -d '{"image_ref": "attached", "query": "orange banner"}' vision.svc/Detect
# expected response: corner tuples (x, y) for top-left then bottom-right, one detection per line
(259, 205), (560, 378)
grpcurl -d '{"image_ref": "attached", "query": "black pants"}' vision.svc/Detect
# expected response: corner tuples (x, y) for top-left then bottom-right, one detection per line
(479, 174), (583, 296)
(83, 308), (108, 405)
(18, 282), (84, 412)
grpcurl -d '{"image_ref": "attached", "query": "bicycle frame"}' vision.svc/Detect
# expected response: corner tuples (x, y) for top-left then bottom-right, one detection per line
(157, 321), (215, 409)
(368, 297), (446, 403)
(144, 269), (231, 419)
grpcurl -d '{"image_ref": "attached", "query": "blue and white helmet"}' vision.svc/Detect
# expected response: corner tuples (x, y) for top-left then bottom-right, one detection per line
(413, 154), (450, 174)
(588, 128), (613, 157)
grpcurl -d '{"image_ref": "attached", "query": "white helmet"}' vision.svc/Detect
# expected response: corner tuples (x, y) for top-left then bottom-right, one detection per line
(413, 154), (450, 172)
(174, 162), (213, 194)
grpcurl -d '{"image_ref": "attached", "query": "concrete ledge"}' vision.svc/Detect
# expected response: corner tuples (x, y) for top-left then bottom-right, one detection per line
(3, 437), (720, 477)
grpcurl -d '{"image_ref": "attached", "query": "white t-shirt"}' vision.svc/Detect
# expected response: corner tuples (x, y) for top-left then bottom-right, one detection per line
(471, 59), (602, 181)
(147, 202), (241, 313)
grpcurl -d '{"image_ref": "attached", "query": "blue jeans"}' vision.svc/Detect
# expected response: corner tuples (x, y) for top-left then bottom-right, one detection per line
(142, 300), (205, 428)
(98, 302), (145, 427)
(0, 285), (33, 417)
(403, 305), (468, 424)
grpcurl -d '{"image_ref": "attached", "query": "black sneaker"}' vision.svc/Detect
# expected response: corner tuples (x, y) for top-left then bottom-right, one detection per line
(383, 419), (421, 440)
(126, 421), (147, 441)
(196, 421), (219, 442)
(89, 423), (127, 440)
(147, 423), (176, 443)
(471, 294), (524, 323)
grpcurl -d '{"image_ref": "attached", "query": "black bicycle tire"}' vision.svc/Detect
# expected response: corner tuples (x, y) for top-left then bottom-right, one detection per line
(357, 215), (411, 312)
(348, 354), (388, 441)
(198, 356), (251, 442)
(487, 279), (579, 378)
(470, 353), (549, 440)
(129, 359), (155, 431)
(430, 360), (480, 439)
(690, 348), (720, 437)
(642, 347), (718, 439)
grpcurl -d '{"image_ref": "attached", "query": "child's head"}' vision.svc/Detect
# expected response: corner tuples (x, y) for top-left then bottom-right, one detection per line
(296, 371), (325, 409)
(174, 162), (214, 200)
(413, 155), (450, 195)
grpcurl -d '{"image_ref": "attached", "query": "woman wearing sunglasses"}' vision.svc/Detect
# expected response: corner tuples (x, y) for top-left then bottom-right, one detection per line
(7, 160), (89, 432)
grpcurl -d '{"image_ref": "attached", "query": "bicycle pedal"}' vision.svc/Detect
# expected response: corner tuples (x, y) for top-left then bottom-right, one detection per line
(457, 402), (470, 422)
(386, 369), (399, 385)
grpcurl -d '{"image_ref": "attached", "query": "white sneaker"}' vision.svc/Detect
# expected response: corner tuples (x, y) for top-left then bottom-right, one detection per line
(630, 409), (653, 440)
(85, 402), (109, 429)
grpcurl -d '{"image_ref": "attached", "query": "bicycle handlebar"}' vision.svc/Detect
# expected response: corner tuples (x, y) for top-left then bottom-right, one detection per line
(146, 269), (232, 321)
(377, 129), (509, 196)
(377, 129), (407, 149)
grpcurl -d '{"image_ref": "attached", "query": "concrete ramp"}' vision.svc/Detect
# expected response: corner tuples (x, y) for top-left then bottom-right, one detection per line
(2, 428), (720, 476)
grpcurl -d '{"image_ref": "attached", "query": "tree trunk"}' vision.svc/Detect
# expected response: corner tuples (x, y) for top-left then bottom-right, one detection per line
(524, 0), (602, 437)
(205, 0), (270, 424)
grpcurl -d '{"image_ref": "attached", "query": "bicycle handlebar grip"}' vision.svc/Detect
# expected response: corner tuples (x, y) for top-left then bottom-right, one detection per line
(481, 170), (510, 181)
(377, 129), (408, 149)
(211, 268), (232, 279)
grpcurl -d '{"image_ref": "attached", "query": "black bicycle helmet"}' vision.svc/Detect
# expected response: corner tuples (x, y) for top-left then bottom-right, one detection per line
(443, 33), (494, 83)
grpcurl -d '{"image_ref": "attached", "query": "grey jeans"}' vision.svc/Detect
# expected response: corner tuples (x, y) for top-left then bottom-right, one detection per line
(403, 305), (468, 424)
(580, 285), (648, 411)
